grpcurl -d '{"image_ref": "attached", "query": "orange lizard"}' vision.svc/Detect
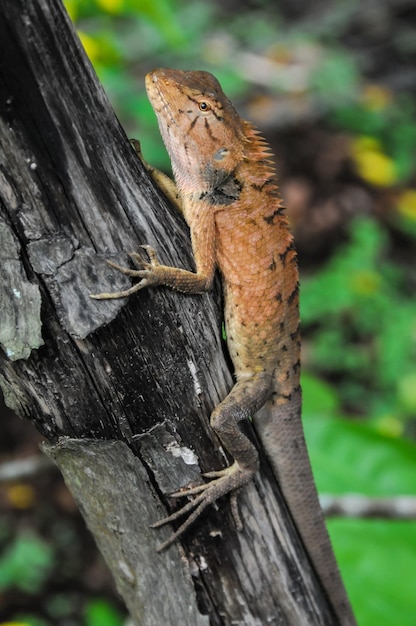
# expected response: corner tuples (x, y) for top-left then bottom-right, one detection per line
(92, 69), (356, 625)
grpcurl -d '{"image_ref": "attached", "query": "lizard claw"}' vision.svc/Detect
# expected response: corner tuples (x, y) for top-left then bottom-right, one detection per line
(130, 138), (142, 157)
(90, 245), (161, 300)
(151, 462), (254, 552)
(130, 245), (159, 268)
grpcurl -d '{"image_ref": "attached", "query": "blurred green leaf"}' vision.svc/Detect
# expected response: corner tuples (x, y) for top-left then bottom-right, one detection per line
(84, 598), (124, 626)
(301, 372), (340, 416)
(303, 374), (416, 624)
(310, 49), (359, 105)
(125, 0), (187, 48)
(301, 218), (416, 420)
(0, 532), (54, 594)
(303, 398), (416, 495)
(46, 592), (74, 619)
(329, 519), (416, 626)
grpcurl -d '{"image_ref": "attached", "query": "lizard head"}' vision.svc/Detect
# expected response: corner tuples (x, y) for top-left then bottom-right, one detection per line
(146, 69), (246, 197)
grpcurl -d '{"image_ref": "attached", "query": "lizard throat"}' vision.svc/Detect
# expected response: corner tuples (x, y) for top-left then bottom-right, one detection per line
(198, 173), (243, 205)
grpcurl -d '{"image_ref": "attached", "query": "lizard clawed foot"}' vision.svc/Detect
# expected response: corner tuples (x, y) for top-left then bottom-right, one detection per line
(130, 138), (143, 158)
(90, 245), (161, 300)
(152, 462), (253, 552)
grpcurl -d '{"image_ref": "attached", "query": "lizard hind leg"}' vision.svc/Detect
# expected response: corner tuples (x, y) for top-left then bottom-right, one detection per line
(153, 371), (273, 551)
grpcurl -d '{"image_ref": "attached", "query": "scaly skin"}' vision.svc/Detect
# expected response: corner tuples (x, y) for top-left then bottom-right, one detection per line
(92, 69), (356, 625)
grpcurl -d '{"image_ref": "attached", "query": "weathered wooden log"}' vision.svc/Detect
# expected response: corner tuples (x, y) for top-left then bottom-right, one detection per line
(0, 1), (337, 624)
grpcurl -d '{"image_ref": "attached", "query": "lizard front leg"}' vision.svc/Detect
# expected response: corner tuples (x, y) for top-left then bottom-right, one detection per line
(152, 370), (272, 551)
(89, 141), (190, 300)
(90, 244), (211, 299)
(90, 191), (215, 300)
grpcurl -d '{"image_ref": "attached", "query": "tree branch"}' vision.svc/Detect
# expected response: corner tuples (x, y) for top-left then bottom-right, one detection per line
(322, 494), (416, 520)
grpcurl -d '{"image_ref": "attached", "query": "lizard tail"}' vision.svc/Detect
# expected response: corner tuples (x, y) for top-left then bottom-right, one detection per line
(253, 390), (357, 626)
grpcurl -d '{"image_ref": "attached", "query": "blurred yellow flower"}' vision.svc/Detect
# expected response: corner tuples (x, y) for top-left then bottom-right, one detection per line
(6, 483), (35, 509)
(0, 623), (31, 626)
(351, 270), (380, 295)
(375, 415), (404, 439)
(78, 31), (100, 63)
(96, 0), (124, 13)
(398, 372), (416, 414)
(397, 189), (416, 220)
(350, 136), (397, 187)
(361, 84), (392, 110)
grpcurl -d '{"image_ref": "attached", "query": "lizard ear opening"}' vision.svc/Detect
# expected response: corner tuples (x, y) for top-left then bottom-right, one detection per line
(213, 147), (230, 162)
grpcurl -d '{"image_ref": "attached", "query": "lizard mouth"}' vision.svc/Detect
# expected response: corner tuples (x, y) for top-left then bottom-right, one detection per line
(145, 70), (177, 129)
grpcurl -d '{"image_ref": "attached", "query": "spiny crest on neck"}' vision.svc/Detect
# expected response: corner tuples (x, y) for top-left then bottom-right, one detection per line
(241, 121), (281, 195)
(242, 121), (275, 163)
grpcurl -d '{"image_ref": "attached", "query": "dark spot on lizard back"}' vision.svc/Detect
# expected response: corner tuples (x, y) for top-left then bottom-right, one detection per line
(279, 241), (296, 265)
(287, 282), (299, 306)
(290, 322), (301, 340)
(250, 178), (274, 193)
(263, 207), (284, 225)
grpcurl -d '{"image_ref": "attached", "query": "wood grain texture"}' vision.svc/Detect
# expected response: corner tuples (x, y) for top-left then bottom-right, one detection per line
(42, 438), (210, 626)
(0, 0), (339, 623)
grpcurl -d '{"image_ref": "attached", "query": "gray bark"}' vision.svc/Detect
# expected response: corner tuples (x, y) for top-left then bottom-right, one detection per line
(0, 0), (337, 624)
(42, 438), (209, 626)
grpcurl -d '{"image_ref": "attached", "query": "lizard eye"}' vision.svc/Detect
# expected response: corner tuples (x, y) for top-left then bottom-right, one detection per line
(198, 101), (211, 112)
